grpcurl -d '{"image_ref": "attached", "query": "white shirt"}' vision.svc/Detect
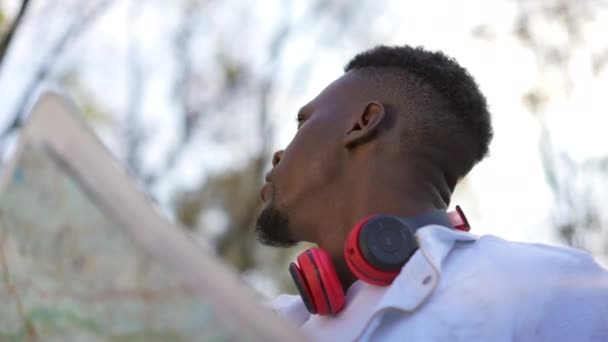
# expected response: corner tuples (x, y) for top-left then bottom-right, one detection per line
(270, 225), (608, 341)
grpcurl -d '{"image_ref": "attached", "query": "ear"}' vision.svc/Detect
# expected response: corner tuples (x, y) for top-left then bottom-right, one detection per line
(343, 101), (385, 149)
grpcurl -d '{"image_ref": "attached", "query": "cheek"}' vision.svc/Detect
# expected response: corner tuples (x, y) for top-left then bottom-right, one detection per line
(274, 122), (343, 205)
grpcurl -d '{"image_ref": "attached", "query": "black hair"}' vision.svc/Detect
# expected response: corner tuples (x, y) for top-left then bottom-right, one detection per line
(345, 45), (493, 189)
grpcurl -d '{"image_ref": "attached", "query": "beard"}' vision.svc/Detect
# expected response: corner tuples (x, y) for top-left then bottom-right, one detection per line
(255, 203), (298, 247)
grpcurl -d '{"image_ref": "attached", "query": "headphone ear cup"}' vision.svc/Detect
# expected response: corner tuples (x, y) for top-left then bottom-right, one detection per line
(291, 248), (345, 315)
(345, 215), (417, 286)
(289, 262), (317, 314)
(307, 248), (345, 314)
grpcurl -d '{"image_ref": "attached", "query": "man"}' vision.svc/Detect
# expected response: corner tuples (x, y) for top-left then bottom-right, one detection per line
(256, 45), (608, 341)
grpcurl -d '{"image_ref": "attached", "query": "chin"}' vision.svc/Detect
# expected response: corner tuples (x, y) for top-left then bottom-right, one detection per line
(255, 203), (298, 247)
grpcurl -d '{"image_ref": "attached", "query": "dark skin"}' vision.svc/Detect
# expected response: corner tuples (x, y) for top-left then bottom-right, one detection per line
(259, 70), (451, 291)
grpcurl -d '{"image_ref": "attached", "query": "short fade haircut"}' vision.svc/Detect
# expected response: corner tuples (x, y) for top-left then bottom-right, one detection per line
(345, 45), (493, 190)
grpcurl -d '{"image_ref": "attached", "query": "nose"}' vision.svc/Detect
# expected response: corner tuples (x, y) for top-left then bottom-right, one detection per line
(272, 150), (284, 168)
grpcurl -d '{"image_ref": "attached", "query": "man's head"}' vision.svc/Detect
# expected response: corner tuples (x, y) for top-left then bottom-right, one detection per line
(256, 45), (492, 248)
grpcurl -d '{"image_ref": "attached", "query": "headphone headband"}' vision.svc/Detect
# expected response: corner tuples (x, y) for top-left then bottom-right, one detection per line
(397, 208), (454, 232)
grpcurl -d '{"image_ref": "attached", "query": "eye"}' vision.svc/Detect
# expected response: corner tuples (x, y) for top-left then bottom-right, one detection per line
(296, 115), (306, 128)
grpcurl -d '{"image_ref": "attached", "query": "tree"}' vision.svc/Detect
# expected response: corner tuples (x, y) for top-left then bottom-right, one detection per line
(0, 0), (113, 143)
(510, 0), (608, 260)
(0, 0), (31, 71)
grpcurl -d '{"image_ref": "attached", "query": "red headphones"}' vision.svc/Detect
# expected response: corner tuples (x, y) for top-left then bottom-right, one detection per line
(289, 206), (470, 315)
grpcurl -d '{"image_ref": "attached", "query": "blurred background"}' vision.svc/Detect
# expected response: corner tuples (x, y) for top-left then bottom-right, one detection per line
(0, 0), (607, 298)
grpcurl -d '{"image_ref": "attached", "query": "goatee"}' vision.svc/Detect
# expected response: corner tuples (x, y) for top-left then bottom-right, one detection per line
(255, 204), (298, 247)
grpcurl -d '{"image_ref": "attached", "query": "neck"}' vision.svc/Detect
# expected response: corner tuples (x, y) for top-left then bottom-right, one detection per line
(313, 159), (450, 292)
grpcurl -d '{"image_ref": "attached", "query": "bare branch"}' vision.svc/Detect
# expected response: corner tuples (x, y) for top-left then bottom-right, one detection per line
(0, 0), (31, 71)
(124, 1), (144, 176)
(0, 0), (114, 141)
(142, 1), (202, 187)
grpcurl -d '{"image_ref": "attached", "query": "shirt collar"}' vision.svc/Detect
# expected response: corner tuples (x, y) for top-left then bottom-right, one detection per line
(372, 225), (478, 313)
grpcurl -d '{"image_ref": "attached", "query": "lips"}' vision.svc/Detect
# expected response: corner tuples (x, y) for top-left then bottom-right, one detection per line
(260, 183), (272, 202)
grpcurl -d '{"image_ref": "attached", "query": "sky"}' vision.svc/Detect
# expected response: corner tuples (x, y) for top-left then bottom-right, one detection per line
(1, 0), (607, 263)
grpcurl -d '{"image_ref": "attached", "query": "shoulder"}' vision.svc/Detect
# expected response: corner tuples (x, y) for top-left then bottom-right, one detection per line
(415, 227), (607, 300)
(437, 233), (608, 309)
(455, 234), (605, 275)
(429, 234), (608, 340)
(484, 239), (608, 340)
(470, 235), (608, 298)
(449, 235), (608, 340)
